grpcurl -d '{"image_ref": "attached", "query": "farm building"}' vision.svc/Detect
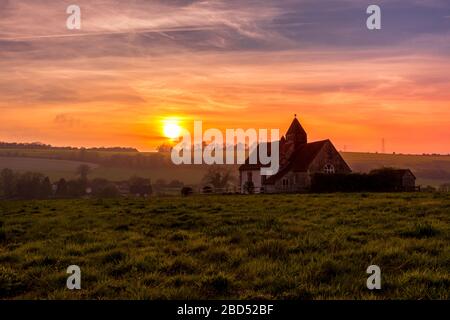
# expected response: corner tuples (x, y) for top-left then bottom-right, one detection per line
(239, 116), (352, 193)
(368, 168), (417, 192)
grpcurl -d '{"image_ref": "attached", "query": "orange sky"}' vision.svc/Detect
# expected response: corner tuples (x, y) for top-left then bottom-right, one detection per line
(1, 1), (449, 154)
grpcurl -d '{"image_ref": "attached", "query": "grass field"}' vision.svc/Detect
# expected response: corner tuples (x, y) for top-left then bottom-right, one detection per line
(0, 193), (449, 299)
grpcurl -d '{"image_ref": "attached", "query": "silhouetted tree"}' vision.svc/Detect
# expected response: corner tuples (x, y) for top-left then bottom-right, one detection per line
(40, 177), (53, 198)
(76, 164), (91, 181)
(157, 143), (172, 153)
(129, 176), (152, 196)
(0, 168), (17, 198)
(181, 186), (193, 196)
(168, 180), (184, 188)
(56, 178), (68, 197)
(16, 172), (45, 199)
(67, 180), (86, 197)
(202, 166), (236, 190)
(90, 178), (119, 198)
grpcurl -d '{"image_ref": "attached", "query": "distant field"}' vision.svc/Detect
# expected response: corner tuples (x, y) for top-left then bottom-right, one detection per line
(342, 152), (450, 187)
(0, 157), (99, 181)
(91, 165), (223, 185)
(1, 150), (450, 186)
(0, 156), (222, 185)
(0, 193), (449, 299)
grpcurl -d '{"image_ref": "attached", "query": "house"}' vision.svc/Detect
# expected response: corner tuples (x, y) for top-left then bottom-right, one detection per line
(389, 169), (417, 191)
(369, 168), (417, 191)
(239, 116), (351, 193)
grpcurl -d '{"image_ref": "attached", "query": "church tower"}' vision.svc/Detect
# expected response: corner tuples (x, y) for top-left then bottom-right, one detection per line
(286, 115), (307, 145)
(283, 115), (307, 160)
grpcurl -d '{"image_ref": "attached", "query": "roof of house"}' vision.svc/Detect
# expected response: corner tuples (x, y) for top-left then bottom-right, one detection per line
(369, 168), (416, 179)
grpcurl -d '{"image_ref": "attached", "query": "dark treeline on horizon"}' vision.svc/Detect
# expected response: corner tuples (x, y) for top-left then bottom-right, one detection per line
(0, 141), (138, 152)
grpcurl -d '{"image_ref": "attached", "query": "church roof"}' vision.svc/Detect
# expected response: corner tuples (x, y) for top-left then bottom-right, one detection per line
(238, 142), (276, 171)
(264, 140), (329, 184)
(286, 117), (307, 139)
(238, 139), (329, 174)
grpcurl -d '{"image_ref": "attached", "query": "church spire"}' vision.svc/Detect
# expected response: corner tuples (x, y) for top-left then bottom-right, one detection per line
(286, 115), (307, 145)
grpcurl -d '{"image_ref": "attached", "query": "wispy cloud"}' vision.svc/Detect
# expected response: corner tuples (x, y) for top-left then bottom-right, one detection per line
(0, 0), (449, 153)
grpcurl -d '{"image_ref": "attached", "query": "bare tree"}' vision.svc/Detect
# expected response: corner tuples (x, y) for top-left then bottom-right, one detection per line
(202, 166), (236, 190)
(76, 164), (91, 181)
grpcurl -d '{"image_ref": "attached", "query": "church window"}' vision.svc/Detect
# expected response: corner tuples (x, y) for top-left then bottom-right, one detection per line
(323, 164), (335, 174)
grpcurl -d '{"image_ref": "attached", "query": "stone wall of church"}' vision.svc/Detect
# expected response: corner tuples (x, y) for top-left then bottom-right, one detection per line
(308, 141), (352, 174)
(263, 140), (352, 193)
(265, 171), (310, 193)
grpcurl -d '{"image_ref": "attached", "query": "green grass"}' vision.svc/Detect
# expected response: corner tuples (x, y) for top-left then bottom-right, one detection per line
(0, 193), (449, 300)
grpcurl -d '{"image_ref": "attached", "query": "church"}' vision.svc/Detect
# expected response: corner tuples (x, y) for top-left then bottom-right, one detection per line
(239, 116), (352, 193)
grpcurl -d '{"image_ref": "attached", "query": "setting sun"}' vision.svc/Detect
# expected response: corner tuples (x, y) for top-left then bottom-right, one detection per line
(163, 120), (182, 139)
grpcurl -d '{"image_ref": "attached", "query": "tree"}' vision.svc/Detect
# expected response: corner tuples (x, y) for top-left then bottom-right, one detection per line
(129, 176), (152, 196)
(168, 180), (184, 188)
(66, 179), (86, 197)
(76, 164), (91, 181)
(56, 178), (68, 197)
(40, 177), (53, 199)
(157, 143), (172, 153)
(181, 186), (193, 196)
(202, 166), (236, 190)
(0, 168), (17, 198)
(90, 178), (119, 198)
(16, 172), (45, 199)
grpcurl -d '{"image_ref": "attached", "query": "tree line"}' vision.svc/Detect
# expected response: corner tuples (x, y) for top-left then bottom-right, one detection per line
(0, 164), (237, 199)
(0, 165), (153, 200)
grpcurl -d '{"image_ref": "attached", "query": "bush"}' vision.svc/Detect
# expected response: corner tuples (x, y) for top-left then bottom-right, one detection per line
(181, 187), (193, 196)
(311, 169), (414, 193)
(202, 186), (213, 194)
(129, 176), (152, 196)
(91, 178), (120, 198)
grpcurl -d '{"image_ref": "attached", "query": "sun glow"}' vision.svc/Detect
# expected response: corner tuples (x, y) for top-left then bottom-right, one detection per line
(163, 119), (182, 139)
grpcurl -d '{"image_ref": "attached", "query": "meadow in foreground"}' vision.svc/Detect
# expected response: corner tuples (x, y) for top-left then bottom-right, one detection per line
(0, 193), (449, 299)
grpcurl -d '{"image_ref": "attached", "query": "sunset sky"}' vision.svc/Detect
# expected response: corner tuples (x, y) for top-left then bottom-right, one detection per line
(0, 0), (449, 153)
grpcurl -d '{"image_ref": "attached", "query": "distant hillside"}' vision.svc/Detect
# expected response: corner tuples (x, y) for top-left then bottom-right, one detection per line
(341, 152), (450, 187)
(0, 148), (449, 187)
